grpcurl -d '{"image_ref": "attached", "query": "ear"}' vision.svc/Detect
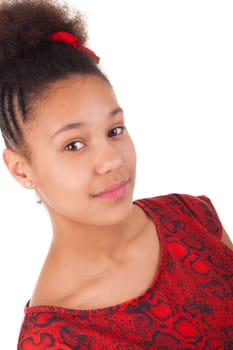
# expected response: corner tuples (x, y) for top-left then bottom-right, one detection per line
(2, 148), (35, 189)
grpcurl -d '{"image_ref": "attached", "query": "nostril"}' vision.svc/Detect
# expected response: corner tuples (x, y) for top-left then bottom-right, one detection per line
(114, 158), (123, 168)
(94, 156), (123, 175)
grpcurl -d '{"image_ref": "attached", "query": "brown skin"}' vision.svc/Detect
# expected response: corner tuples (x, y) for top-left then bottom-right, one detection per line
(3, 74), (232, 310)
(3, 75), (161, 309)
(222, 228), (233, 250)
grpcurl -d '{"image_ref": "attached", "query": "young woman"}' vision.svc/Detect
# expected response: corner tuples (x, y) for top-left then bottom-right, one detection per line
(0, 1), (232, 349)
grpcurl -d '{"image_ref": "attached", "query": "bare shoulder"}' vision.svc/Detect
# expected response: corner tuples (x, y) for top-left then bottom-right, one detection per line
(30, 207), (160, 310)
(221, 227), (233, 251)
(29, 251), (69, 307)
(29, 259), (57, 307)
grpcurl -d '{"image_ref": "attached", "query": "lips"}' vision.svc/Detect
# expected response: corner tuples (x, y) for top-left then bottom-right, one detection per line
(92, 180), (129, 197)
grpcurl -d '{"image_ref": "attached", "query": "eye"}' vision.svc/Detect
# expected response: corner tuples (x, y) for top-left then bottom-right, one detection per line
(64, 141), (85, 151)
(108, 126), (125, 137)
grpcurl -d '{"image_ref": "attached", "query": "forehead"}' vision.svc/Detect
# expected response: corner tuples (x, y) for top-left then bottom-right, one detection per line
(40, 74), (115, 114)
(32, 74), (118, 127)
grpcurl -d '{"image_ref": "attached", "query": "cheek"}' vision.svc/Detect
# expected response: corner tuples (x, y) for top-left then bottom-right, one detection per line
(44, 161), (90, 190)
(34, 161), (93, 218)
(123, 137), (137, 170)
(32, 151), (92, 202)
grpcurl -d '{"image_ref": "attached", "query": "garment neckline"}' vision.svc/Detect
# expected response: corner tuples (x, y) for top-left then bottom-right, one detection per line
(25, 197), (165, 315)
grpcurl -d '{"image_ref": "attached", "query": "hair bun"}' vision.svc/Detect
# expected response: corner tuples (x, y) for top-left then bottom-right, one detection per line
(0, 0), (87, 66)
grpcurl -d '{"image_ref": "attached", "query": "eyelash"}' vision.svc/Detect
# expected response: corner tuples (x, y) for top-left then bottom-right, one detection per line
(108, 126), (125, 137)
(64, 126), (125, 151)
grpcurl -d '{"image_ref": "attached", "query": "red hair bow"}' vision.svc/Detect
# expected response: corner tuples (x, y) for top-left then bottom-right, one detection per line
(50, 31), (100, 64)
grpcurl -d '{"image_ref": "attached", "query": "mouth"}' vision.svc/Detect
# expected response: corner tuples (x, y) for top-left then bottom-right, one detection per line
(92, 179), (129, 199)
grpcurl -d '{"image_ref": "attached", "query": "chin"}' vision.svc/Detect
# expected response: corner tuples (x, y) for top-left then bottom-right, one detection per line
(89, 194), (134, 226)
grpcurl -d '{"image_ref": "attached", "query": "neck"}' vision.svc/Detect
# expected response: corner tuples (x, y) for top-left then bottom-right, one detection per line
(48, 204), (145, 265)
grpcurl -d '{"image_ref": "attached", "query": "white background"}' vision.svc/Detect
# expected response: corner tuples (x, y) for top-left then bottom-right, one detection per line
(0, 1), (232, 348)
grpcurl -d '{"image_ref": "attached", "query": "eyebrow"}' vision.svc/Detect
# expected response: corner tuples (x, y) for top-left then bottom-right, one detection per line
(50, 107), (123, 140)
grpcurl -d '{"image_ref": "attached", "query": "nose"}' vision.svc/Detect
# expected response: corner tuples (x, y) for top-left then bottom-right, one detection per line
(93, 141), (123, 175)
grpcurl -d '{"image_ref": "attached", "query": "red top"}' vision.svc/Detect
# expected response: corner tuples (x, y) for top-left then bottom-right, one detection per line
(17, 194), (233, 349)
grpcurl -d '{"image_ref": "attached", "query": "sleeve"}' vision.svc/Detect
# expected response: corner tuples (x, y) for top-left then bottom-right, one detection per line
(17, 314), (72, 350)
(175, 194), (223, 240)
(197, 195), (223, 239)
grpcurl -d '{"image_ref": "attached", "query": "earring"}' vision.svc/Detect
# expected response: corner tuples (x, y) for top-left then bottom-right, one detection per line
(26, 180), (33, 188)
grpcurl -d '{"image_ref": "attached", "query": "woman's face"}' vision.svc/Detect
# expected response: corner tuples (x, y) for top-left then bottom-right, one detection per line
(26, 75), (137, 226)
